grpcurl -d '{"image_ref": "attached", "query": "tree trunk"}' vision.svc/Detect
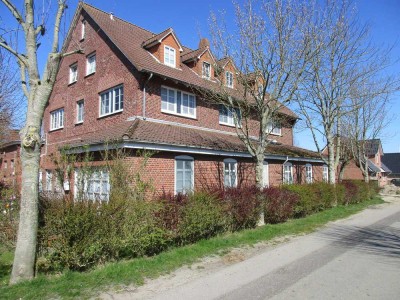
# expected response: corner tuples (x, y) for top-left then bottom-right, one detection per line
(10, 141), (40, 284)
(327, 140), (336, 185)
(363, 158), (369, 183)
(255, 154), (264, 189)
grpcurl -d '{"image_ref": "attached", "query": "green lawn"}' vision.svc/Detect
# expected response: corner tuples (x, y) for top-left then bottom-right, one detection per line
(0, 197), (384, 300)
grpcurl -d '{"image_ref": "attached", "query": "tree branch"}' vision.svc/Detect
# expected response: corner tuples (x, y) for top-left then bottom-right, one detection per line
(0, 41), (27, 66)
(1, 0), (25, 26)
(51, 1), (67, 53)
(61, 49), (84, 58)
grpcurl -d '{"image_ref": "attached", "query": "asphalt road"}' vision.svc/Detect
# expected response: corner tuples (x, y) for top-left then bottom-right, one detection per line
(148, 196), (400, 300)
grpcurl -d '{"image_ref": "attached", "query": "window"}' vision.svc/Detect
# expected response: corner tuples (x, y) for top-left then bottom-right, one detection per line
(225, 71), (234, 88)
(10, 160), (14, 175)
(305, 164), (313, 183)
(175, 156), (194, 194)
(164, 46), (176, 67)
(4, 161), (7, 169)
(74, 169), (110, 201)
(38, 171), (43, 192)
(50, 108), (64, 130)
(283, 162), (293, 184)
(267, 120), (281, 135)
(219, 105), (241, 127)
(202, 62), (211, 79)
(69, 63), (78, 84)
(323, 165), (329, 182)
(86, 53), (96, 75)
(81, 20), (86, 40)
(100, 85), (123, 117)
(161, 86), (196, 118)
(224, 158), (237, 187)
(77, 100), (84, 123)
(45, 170), (52, 191)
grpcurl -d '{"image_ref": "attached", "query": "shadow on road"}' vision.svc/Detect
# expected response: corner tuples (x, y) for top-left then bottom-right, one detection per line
(317, 223), (400, 259)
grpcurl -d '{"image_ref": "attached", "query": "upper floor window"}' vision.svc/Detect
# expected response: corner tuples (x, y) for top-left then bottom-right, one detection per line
(164, 46), (176, 67)
(77, 100), (84, 123)
(323, 165), (329, 182)
(81, 20), (86, 40)
(100, 85), (123, 117)
(69, 63), (78, 84)
(219, 105), (241, 127)
(86, 53), (96, 75)
(202, 62), (211, 79)
(283, 162), (293, 184)
(224, 158), (237, 187)
(3, 161), (7, 169)
(161, 86), (196, 118)
(225, 71), (233, 88)
(305, 164), (313, 183)
(267, 120), (281, 135)
(50, 108), (64, 130)
(175, 156), (194, 194)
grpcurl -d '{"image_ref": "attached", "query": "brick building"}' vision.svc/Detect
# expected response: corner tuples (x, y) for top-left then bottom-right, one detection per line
(0, 129), (21, 192)
(40, 3), (329, 200)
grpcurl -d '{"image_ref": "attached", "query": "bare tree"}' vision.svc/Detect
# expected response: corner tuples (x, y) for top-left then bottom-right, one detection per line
(0, 0), (82, 284)
(296, 0), (392, 185)
(203, 0), (314, 187)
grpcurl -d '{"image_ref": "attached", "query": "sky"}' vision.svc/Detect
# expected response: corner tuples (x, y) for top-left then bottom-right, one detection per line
(1, 0), (399, 152)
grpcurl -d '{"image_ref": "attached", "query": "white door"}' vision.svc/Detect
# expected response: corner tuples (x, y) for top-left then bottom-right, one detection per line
(263, 161), (269, 187)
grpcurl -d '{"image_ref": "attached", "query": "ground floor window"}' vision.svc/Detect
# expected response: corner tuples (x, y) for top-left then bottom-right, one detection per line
(305, 164), (313, 183)
(224, 158), (237, 187)
(323, 165), (329, 182)
(74, 168), (110, 201)
(283, 162), (293, 184)
(175, 155), (194, 194)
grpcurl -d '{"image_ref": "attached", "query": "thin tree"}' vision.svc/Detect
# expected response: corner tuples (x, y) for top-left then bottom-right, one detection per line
(296, 0), (391, 185)
(0, 0), (82, 283)
(203, 0), (315, 187)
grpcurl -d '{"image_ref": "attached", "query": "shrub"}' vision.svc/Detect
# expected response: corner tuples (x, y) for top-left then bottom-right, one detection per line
(177, 192), (228, 244)
(282, 184), (319, 217)
(212, 186), (262, 231)
(261, 187), (298, 224)
(310, 182), (337, 209)
(0, 184), (19, 249)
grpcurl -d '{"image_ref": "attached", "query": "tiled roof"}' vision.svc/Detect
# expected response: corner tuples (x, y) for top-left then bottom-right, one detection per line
(142, 27), (181, 49)
(67, 119), (322, 160)
(364, 139), (381, 156)
(0, 129), (20, 149)
(181, 47), (208, 63)
(381, 162), (392, 173)
(80, 3), (298, 119)
(367, 160), (381, 173)
(382, 153), (400, 174)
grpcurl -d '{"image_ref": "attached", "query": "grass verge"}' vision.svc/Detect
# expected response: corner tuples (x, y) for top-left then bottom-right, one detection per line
(0, 196), (384, 299)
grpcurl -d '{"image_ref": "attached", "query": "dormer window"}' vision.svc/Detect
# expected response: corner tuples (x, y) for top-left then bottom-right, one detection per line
(164, 46), (176, 67)
(225, 71), (233, 88)
(69, 63), (78, 84)
(202, 62), (211, 79)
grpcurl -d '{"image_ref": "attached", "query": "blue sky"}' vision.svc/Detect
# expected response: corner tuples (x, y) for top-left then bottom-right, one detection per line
(1, 0), (399, 152)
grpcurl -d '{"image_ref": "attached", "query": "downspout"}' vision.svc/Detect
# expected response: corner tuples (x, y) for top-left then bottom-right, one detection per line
(142, 72), (153, 119)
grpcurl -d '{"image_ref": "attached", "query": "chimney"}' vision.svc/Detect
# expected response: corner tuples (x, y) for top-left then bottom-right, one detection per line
(198, 38), (210, 49)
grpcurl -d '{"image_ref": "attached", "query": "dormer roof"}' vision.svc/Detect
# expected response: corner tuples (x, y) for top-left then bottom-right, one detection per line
(181, 47), (216, 64)
(142, 27), (183, 52)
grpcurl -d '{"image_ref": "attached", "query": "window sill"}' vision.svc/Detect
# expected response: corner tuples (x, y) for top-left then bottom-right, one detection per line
(85, 72), (95, 78)
(98, 110), (123, 119)
(49, 127), (64, 132)
(268, 132), (282, 136)
(68, 80), (77, 86)
(75, 121), (83, 126)
(219, 122), (241, 128)
(161, 110), (197, 120)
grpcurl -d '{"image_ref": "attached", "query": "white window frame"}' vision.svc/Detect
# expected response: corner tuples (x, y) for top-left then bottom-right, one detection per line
(86, 53), (96, 75)
(175, 155), (194, 194)
(81, 20), (86, 40)
(323, 164), (329, 182)
(99, 85), (124, 117)
(224, 158), (238, 187)
(225, 71), (234, 88)
(50, 108), (64, 131)
(76, 100), (84, 123)
(283, 162), (293, 184)
(69, 63), (78, 84)
(219, 105), (241, 127)
(202, 61), (211, 79)
(161, 86), (196, 118)
(45, 170), (52, 191)
(74, 168), (110, 202)
(305, 163), (313, 184)
(164, 45), (176, 67)
(267, 120), (282, 135)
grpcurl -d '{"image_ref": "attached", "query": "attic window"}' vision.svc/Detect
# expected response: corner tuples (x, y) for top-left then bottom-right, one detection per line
(164, 46), (176, 67)
(225, 71), (233, 88)
(202, 62), (211, 79)
(81, 20), (86, 40)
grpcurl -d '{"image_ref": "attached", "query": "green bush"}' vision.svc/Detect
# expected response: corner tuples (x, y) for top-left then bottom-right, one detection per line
(282, 184), (319, 217)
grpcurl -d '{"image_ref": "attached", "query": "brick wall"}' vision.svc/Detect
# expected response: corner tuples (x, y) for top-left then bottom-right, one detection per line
(0, 144), (21, 190)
